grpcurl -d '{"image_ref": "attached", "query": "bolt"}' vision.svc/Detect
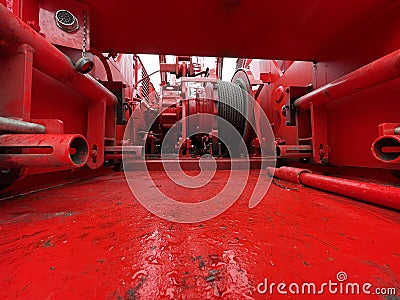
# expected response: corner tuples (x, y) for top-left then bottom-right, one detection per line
(281, 105), (289, 116)
(319, 146), (326, 161)
(394, 127), (400, 135)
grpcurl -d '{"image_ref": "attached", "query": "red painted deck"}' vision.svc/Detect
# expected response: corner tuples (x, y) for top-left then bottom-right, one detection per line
(0, 170), (399, 299)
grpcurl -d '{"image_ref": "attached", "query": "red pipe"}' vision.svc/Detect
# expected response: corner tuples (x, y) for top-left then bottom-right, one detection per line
(295, 48), (400, 110)
(275, 145), (312, 158)
(0, 117), (45, 134)
(0, 4), (116, 106)
(267, 167), (400, 210)
(0, 134), (89, 168)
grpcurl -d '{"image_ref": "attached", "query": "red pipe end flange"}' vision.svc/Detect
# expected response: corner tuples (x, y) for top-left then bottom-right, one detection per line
(371, 135), (400, 163)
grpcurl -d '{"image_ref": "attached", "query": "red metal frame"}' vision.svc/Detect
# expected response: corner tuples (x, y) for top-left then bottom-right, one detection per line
(0, 0), (399, 184)
(0, 1), (400, 299)
(0, 4), (117, 175)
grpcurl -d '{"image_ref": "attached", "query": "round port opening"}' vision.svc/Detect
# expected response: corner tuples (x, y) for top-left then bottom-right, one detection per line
(69, 136), (89, 166)
(55, 10), (79, 32)
(372, 135), (400, 163)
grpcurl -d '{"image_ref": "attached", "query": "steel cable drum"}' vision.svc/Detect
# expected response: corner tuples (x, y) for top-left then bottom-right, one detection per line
(217, 71), (253, 156)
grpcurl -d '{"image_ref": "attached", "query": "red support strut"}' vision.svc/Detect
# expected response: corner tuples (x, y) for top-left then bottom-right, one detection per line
(294, 48), (400, 110)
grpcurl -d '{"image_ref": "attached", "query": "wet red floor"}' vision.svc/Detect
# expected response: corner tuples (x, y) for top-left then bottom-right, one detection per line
(0, 170), (399, 299)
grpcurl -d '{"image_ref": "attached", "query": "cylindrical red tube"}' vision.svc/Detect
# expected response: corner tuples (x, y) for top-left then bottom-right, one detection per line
(268, 167), (400, 210)
(294, 48), (400, 110)
(0, 134), (89, 168)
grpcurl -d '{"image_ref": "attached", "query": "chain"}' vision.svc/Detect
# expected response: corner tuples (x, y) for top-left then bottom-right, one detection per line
(82, 11), (87, 58)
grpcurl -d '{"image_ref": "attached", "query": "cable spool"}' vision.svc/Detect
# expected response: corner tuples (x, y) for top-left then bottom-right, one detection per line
(217, 69), (253, 143)
(217, 81), (247, 136)
(217, 70), (253, 156)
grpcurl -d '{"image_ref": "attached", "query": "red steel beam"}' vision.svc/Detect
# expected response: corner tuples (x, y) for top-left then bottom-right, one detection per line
(0, 4), (117, 106)
(267, 167), (400, 210)
(294, 48), (400, 110)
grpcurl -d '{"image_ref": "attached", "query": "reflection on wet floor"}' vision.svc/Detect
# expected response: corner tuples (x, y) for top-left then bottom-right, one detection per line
(0, 171), (399, 299)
